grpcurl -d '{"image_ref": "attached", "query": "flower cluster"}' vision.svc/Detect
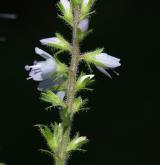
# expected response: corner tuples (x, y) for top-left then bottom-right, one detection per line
(25, 0), (121, 164)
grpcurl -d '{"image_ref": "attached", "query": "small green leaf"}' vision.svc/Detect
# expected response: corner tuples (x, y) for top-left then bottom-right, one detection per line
(38, 125), (58, 152)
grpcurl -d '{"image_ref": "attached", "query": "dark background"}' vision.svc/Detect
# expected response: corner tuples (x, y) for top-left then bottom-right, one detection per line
(0, 0), (159, 164)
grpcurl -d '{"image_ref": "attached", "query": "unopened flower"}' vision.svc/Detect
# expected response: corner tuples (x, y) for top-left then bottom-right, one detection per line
(81, 50), (121, 78)
(78, 19), (89, 32)
(40, 37), (61, 46)
(40, 33), (70, 51)
(95, 53), (121, 78)
(60, 0), (70, 13)
(95, 53), (121, 68)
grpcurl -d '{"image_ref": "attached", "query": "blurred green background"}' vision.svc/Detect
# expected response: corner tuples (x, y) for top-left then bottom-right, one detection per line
(0, 0), (159, 165)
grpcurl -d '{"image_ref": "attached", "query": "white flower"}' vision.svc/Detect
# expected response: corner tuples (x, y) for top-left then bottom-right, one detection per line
(25, 47), (57, 81)
(40, 37), (61, 46)
(78, 19), (89, 32)
(60, 0), (70, 12)
(95, 53), (121, 78)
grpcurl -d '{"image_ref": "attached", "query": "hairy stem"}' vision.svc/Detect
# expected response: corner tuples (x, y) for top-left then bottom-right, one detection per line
(56, 6), (81, 165)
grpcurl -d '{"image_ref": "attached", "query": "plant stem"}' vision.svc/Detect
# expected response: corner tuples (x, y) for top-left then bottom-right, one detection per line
(56, 5), (81, 165)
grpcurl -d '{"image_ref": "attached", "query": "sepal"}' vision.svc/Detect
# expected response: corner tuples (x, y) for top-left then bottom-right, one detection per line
(72, 96), (88, 113)
(80, 0), (96, 20)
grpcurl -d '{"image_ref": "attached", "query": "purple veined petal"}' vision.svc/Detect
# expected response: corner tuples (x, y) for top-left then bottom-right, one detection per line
(96, 66), (112, 79)
(95, 53), (121, 68)
(78, 19), (89, 32)
(60, 0), (70, 12)
(35, 47), (53, 59)
(40, 37), (61, 45)
(56, 91), (65, 100)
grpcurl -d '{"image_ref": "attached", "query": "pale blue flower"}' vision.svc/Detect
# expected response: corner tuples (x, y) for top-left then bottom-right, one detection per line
(25, 47), (57, 81)
(25, 47), (66, 91)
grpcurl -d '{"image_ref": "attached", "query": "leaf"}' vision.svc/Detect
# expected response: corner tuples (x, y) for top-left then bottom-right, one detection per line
(37, 123), (63, 153)
(38, 125), (58, 152)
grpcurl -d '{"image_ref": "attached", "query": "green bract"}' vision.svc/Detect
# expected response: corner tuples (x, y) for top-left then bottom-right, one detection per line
(76, 73), (94, 92)
(67, 133), (88, 152)
(41, 90), (66, 108)
(38, 123), (63, 154)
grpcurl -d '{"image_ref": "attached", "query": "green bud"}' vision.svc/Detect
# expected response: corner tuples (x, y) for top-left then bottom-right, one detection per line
(57, 0), (73, 26)
(72, 96), (88, 113)
(81, 0), (96, 19)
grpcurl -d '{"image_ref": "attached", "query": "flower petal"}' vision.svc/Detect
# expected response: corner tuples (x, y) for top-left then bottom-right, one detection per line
(40, 37), (61, 45)
(35, 47), (53, 59)
(95, 53), (121, 68)
(96, 66), (112, 79)
(78, 19), (89, 32)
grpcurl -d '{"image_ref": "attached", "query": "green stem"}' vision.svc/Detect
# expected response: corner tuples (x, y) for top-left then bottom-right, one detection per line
(56, 5), (81, 165)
